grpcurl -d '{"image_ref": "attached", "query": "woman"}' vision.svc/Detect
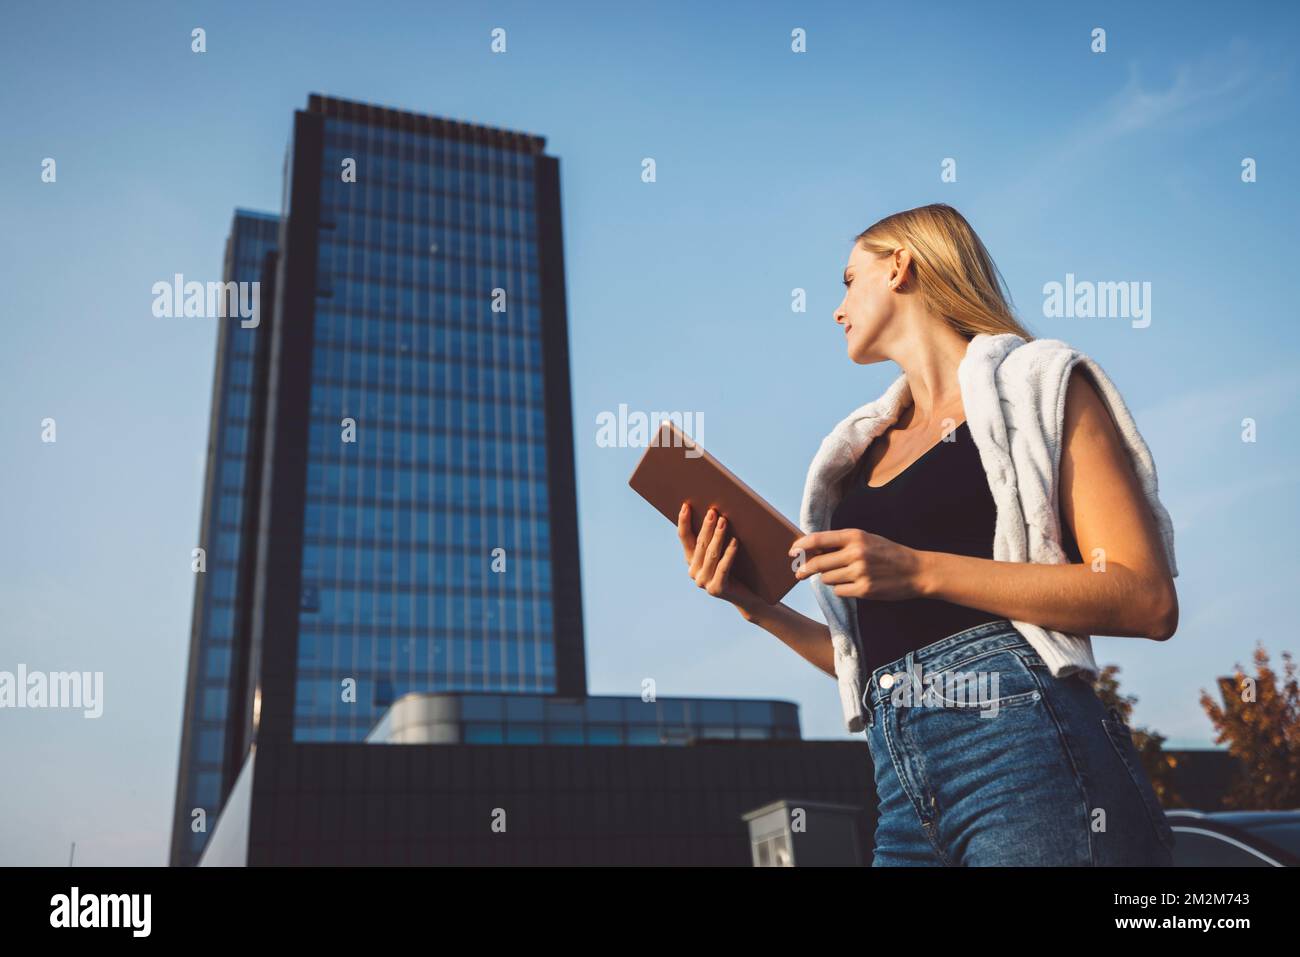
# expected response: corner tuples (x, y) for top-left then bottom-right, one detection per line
(677, 203), (1179, 866)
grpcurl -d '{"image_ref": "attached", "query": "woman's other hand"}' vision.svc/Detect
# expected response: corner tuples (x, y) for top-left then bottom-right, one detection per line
(788, 528), (928, 600)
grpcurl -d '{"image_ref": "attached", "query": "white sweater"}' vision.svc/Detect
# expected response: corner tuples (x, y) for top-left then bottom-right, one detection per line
(799, 333), (1179, 733)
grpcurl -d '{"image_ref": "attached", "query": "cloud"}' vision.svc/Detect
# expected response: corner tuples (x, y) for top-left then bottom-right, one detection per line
(1167, 466), (1300, 533)
(1178, 563), (1300, 637)
(1100, 40), (1267, 138)
(1133, 364), (1299, 465)
(1130, 365), (1300, 531)
(1135, 365), (1299, 426)
(976, 38), (1290, 218)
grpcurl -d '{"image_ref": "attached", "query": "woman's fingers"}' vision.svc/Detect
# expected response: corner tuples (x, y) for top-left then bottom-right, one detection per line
(815, 563), (861, 586)
(695, 513), (727, 584)
(690, 506), (721, 575)
(706, 536), (741, 595)
(793, 544), (857, 580)
(788, 528), (856, 557)
(682, 504), (747, 600)
(793, 530), (874, 580)
(677, 501), (697, 561)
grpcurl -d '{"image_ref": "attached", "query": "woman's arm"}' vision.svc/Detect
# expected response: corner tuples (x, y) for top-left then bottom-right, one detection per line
(737, 600), (837, 678)
(789, 368), (1179, 641)
(678, 502), (837, 677)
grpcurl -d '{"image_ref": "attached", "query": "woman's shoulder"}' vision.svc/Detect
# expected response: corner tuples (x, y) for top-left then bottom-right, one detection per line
(1002, 337), (1128, 403)
(995, 337), (1141, 454)
(1002, 335), (1082, 371)
(990, 335), (1100, 404)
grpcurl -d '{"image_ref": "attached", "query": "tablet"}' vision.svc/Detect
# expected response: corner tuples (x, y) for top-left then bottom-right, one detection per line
(628, 419), (803, 605)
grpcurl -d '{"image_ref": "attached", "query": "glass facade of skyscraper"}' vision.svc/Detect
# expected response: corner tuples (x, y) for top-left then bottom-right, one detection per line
(292, 111), (559, 741)
(170, 209), (279, 867)
(365, 693), (803, 746)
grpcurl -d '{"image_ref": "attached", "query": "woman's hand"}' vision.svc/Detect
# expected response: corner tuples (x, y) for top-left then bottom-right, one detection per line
(677, 500), (837, 675)
(677, 501), (766, 617)
(787, 528), (928, 600)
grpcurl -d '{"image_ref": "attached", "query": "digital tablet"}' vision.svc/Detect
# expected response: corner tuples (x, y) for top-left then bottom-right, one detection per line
(628, 419), (804, 605)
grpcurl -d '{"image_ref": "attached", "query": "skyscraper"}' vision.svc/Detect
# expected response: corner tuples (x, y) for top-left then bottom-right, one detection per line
(170, 94), (586, 864)
(169, 209), (279, 867)
(258, 94), (586, 744)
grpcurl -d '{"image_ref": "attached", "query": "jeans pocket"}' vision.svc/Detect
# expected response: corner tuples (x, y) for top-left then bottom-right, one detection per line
(1101, 714), (1176, 852)
(920, 647), (1044, 713)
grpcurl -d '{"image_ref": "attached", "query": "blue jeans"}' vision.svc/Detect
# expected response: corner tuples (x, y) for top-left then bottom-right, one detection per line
(863, 619), (1176, 866)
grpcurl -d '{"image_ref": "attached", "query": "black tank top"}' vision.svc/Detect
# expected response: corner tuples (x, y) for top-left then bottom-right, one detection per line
(830, 420), (1084, 675)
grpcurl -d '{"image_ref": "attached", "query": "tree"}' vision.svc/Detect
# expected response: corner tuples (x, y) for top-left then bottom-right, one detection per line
(1091, 664), (1185, 808)
(1199, 645), (1300, 810)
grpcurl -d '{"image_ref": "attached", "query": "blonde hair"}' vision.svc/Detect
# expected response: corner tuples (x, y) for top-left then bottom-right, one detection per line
(855, 203), (1034, 341)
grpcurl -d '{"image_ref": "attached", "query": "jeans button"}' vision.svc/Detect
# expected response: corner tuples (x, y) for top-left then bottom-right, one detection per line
(879, 673), (895, 689)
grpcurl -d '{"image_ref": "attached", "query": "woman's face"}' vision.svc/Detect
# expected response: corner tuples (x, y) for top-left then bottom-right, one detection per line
(834, 244), (899, 364)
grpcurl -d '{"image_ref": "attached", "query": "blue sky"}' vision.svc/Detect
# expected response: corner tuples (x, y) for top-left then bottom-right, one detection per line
(1, 1), (1297, 865)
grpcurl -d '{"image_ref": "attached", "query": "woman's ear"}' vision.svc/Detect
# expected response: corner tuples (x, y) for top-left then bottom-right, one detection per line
(890, 248), (912, 289)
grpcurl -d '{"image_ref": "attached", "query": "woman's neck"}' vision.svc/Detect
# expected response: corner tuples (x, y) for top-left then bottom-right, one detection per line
(885, 322), (971, 427)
